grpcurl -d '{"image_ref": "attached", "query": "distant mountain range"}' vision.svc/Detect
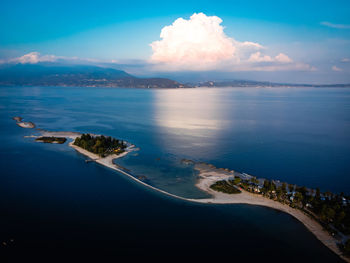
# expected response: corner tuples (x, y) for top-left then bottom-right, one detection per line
(0, 63), (349, 88)
(0, 63), (189, 88)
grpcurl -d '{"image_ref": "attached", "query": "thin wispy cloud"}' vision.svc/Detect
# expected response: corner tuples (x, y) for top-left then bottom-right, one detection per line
(1, 52), (119, 65)
(320, 21), (350, 29)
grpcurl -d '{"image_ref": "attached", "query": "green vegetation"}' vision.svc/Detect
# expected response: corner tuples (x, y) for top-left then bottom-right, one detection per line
(250, 177), (259, 185)
(211, 172), (350, 252)
(310, 193), (350, 234)
(232, 176), (241, 185)
(36, 136), (67, 144)
(262, 179), (276, 193)
(210, 180), (241, 194)
(73, 133), (126, 157)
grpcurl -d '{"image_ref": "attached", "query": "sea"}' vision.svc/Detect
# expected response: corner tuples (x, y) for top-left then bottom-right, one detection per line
(0, 86), (349, 262)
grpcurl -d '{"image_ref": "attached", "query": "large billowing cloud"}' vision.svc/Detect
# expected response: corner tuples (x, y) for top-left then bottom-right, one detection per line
(150, 13), (260, 69)
(150, 13), (311, 71)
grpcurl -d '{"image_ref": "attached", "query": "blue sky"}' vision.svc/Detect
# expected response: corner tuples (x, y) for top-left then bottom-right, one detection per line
(1, 0), (350, 83)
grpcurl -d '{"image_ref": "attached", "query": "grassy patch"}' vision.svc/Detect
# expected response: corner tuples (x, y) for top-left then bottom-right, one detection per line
(210, 180), (241, 194)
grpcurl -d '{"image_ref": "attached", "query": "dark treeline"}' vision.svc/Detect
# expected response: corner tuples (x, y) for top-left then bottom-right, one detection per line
(35, 136), (67, 144)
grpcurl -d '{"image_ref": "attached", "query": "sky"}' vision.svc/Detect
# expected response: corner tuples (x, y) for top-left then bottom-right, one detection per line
(1, 0), (350, 84)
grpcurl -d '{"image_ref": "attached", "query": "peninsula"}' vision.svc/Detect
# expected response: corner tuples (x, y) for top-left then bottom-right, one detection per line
(15, 120), (350, 262)
(191, 162), (350, 262)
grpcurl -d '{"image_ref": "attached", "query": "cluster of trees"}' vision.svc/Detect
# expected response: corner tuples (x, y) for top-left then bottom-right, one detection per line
(226, 175), (350, 238)
(262, 180), (349, 227)
(216, 173), (350, 254)
(230, 176), (261, 193)
(261, 180), (350, 248)
(210, 180), (241, 194)
(73, 134), (126, 157)
(260, 180), (308, 206)
(262, 180), (276, 193)
(310, 191), (350, 235)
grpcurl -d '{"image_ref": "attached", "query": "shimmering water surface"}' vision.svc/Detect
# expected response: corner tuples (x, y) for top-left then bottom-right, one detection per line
(0, 86), (349, 261)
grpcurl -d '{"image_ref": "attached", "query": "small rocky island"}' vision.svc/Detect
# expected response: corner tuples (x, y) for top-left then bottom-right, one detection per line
(13, 116), (36, 128)
(13, 116), (23, 122)
(35, 136), (67, 144)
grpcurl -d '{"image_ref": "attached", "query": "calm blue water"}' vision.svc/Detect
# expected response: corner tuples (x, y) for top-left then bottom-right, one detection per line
(0, 86), (349, 262)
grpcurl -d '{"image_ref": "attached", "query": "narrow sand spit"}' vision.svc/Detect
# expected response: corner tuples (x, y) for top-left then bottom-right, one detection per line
(69, 142), (192, 202)
(30, 129), (348, 262)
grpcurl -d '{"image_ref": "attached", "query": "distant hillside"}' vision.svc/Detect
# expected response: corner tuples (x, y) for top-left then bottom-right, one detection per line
(0, 63), (190, 88)
(2, 63), (347, 88)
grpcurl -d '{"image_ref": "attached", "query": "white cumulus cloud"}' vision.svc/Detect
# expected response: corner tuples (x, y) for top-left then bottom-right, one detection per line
(149, 13), (308, 72)
(248, 52), (292, 63)
(275, 53), (293, 63)
(9, 52), (58, 64)
(248, 52), (273, 63)
(150, 13), (237, 70)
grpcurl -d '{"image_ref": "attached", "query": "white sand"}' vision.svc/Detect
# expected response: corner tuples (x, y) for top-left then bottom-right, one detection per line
(69, 142), (192, 202)
(16, 122), (35, 128)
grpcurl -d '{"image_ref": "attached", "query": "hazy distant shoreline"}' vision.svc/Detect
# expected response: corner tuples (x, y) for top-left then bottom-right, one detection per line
(1, 63), (349, 89)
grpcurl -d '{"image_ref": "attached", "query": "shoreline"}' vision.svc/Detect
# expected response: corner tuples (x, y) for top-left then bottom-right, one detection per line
(192, 163), (349, 262)
(68, 142), (193, 202)
(68, 141), (349, 262)
(27, 127), (347, 262)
